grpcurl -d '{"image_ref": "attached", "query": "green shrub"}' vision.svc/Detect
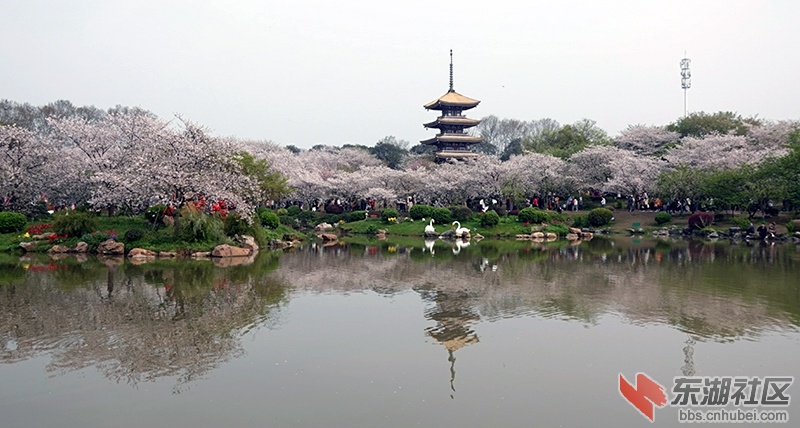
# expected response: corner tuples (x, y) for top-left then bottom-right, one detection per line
(53, 211), (98, 237)
(588, 208), (614, 227)
(297, 210), (318, 226)
(286, 205), (302, 216)
(409, 204), (434, 220)
(224, 212), (250, 236)
(276, 208), (289, 216)
(319, 213), (344, 225)
(124, 228), (146, 243)
(381, 208), (399, 222)
(480, 210), (500, 227)
(173, 206), (225, 243)
(259, 209), (280, 229)
(729, 216), (752, 229)
(449, 205), (473, 222)
(655, 212), (672, 225)
(80, 231), (110, 250)
(431, 207), (452, 225)
(688, 212), (714, 230)
(145, 205), (167, 224)
(517, 207), (549, 224)
(365, 224), (378, 234)
(0, 212), (27, 233)
(348, 210), (367, 222)
(571, 214), (590, 229)
(543, 224), (570, 236)
(247, 223), (268, 248)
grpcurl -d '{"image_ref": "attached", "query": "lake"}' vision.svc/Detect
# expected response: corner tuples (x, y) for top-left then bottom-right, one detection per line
(1, 237), (798, 427)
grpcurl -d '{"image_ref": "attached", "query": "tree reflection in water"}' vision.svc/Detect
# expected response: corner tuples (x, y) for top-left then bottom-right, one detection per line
(0, 252), (287, 393)
(1, 237), (798, 395)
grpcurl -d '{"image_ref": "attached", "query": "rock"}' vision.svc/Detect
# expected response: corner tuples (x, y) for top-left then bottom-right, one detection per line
(98, 255), (125, 266)
(580, 232), (594, 240)
(516, 234), (532, 240)
(283, 233), (301, 242)
(213, 254), (255, 267)
(211, 244), (251, 258)
(729, 227), (741, 235)
(128, 248), (157, 258)
(32, 233), (55, 240)
(314, 222), (334, 232)
(531, 232), (545, 239)
(319, 233), (338, 242)
(545, 232), (557, 241)
(191, 251), (212, 258)
(48, 245), (70, 254)
(566, 233), (579, 241)
(439, 229), (456, 239)
(73, 242), (89, 253)
(128, 257), (152, 265)
(269, 239), (293, 249)
(97, 239), (125, 255)
(569, 227), (582, 235)
(19, 242), (38, 252)
(707, 232), (720, 239)
(158, 251), (177, 258)
(238, 235), (259, 253)
(473, 234), (484, 241)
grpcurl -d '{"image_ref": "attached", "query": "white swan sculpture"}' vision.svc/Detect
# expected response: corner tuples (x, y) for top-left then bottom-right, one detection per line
(424, 238), (436, 256)
(424, 218), (436, 236)
(452, 221), (470, 239)
(452, 238), (470, 255)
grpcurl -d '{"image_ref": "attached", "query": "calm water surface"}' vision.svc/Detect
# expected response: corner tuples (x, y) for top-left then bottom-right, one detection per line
(1, 237), (799, 427)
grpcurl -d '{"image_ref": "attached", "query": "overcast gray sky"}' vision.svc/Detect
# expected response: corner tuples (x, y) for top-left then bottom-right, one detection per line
(3, 0), (799, 148)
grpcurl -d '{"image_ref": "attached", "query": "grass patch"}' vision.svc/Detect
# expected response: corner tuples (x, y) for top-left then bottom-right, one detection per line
(2, 213), (305, 253)
(340, 215), (567, 238)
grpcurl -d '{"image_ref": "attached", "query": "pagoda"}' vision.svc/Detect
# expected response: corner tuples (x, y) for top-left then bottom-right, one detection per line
(422, 50), (483, 161)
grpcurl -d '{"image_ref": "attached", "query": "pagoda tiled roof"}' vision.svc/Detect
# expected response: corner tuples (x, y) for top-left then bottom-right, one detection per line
(423, 89), (480, 110)
(420, 134), (483, 145)
(423, 116), (481, 129)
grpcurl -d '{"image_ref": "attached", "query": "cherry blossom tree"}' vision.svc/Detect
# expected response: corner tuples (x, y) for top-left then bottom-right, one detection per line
(663, 134), (788, 170)
(501, 152), (572, 200)
(613, 125), (680, 156)
(569, 146), (664, 196)
(0, 125), (52, 212)
(744, 120), (800, 149)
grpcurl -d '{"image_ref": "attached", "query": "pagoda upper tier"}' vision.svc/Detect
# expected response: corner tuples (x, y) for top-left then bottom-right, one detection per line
(422, 114), (481, 130)
(423, 89), (481, 111)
